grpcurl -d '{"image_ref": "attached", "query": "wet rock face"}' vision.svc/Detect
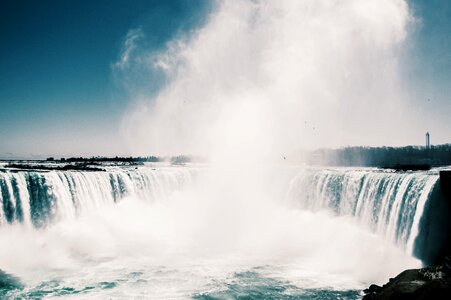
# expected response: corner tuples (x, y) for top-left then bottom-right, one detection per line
(363, 265), (451, 300)
(364, 284), (382, 294)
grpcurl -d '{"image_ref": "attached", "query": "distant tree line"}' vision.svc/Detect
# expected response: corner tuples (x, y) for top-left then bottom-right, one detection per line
(306, 144), (451, 168)
(45, 155), (198, 164)
(46, 156), (160, 163)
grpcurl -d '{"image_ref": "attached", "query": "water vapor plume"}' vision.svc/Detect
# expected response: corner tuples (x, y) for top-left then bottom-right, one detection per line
(108, 0), (422, 288)
(119, 0), (413, 161)
(111, 1), (421, 290)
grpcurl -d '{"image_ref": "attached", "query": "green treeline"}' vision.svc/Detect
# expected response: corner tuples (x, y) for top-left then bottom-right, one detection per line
(306, 144), (451, 168)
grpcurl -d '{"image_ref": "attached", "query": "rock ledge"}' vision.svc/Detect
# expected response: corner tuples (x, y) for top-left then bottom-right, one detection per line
(363, 264), (451, 299)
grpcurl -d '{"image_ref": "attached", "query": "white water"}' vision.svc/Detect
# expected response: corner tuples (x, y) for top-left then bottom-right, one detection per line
(286, 168), (439, 253)
(0, 165), (430, 298)
(0, 165), (193, 226)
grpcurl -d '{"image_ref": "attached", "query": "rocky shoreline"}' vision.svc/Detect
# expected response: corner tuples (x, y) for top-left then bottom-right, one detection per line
(363, 262), (451, 299)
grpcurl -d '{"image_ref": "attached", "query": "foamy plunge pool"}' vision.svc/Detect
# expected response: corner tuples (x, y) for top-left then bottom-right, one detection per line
(0, 164), (427, 299)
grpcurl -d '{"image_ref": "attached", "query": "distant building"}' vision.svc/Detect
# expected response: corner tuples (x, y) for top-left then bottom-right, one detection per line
(426, 132), (430, 149)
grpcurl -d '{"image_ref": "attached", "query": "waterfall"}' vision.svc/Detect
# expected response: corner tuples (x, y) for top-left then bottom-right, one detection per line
(0, 166), (194, 227)
(286, 168), (439, 255)
(0, 165), (443, 297)
(0, 165), (441, 260)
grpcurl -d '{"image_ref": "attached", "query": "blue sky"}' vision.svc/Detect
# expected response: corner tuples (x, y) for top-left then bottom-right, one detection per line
(0, 0), (210, 158)
(0, 0), (450, 158)
(404, 0), (451, 137)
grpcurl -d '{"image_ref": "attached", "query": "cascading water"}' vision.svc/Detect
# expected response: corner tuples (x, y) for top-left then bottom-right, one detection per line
(0, 164), (442, 299)
(286, 168), (439, 256)
(0, 165), (194, 228)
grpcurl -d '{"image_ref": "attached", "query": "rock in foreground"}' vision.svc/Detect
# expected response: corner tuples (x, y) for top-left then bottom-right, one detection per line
(363, 265), (451, 299)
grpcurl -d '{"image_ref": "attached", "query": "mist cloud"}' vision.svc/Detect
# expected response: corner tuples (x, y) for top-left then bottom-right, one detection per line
(118, 0), (414, 160)
(114, 28), (145, 70)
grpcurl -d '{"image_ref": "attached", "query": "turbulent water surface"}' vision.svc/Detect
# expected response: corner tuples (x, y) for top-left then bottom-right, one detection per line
(0, 163), (440, 299)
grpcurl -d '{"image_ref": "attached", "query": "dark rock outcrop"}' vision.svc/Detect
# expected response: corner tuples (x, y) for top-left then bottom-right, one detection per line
(363, 264), (451, 299)
(440, 170), (451, 196)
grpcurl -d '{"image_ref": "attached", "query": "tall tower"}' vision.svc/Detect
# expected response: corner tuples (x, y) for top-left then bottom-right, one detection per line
(426, 132), (430, 149)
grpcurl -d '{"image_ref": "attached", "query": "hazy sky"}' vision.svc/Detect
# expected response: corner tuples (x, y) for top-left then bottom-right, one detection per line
(0, 0), (450, 159)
